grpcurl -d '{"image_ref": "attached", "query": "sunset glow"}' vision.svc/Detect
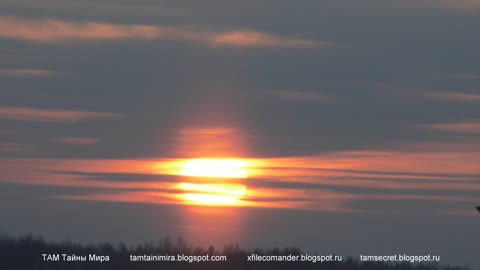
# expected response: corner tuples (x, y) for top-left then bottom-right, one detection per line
(179, 182), (247, 206)
(179, 158), (248, 178)
(176, 158), (249, 206)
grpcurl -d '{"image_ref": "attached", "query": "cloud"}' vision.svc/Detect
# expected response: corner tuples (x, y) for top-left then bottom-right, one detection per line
(1, 91), (81, 102)
(256, 90), (333, 103)
(56, 191), (179, 206)
(429, 91), (480, 102)
(0, 16), (162, 42)
(0, 106), (120, 122)
(364, 83), (480, 104)
(0, 0), (186, 18)
(401, 0), (480, 10)
(209, 31), (325, 48)
(51, 137), (100, 145)
(176, 127), (248, 157)
(433, 0), (480, 10)
(2, 142), (479, 214)
(424, 122), (480, 134)
(0, 142), (33, 152)
(0, 16), (326, 48)
(431, 73), (480, 80)
(0, 69), (61, 77)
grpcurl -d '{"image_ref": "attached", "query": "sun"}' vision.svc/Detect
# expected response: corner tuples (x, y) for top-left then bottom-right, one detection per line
(179, 182), (247, 206)
(179, 158), (248, 178)
(177, 158), (249, 206)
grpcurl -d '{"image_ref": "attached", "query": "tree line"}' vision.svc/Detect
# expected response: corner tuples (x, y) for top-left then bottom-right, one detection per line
(0, 233), (470, 270)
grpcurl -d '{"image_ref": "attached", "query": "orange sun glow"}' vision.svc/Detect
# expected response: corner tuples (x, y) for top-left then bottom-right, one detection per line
(178, 158), (249, 206)
(179, 182), (247, 205)
(179, 158), (248, 178)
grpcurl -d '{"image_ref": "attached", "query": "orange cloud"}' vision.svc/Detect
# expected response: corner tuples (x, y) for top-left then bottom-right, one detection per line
(4, 146), (479, 185)
(429, 91), (480, 102)
(56, 191), (179, 206)
(0, 158), (157, 176)
(51, 137), (100, 145)
(0, 106), (120, 122)
(318, 150), (480, 175)
(0, 69), (61, 77)
(424, 122), (480, 134)
(0, 16), (326, 48)
(175, 127), (247, 157)
(2, 142), (479, 214)
(57, 189), (355, 212)
(209, 31), (325, 48)
(0, 16), (161, 42)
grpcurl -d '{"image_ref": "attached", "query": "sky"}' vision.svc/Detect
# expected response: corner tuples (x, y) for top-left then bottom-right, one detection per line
(1, 0), (479, 268)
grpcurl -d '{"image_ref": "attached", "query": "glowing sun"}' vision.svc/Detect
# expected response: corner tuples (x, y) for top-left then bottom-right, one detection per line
(178, 158), (249, 206)
(179, 182), (247, 205)
(179, 158), (248, 178)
